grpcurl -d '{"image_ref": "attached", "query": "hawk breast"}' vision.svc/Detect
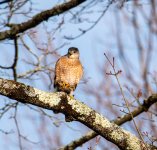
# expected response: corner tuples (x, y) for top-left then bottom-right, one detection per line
(54, 56), (83, 92)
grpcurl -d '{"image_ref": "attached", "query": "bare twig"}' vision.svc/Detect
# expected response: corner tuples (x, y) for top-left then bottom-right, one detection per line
(104, 53), (147, 149)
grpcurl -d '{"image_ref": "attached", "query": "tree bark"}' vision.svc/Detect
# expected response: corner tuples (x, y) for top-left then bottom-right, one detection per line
(0, 78), (156, 150)
(61, 95), (157, 149)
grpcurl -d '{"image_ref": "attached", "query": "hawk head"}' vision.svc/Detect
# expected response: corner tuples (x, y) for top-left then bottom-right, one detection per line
(67, 47), (79, 59)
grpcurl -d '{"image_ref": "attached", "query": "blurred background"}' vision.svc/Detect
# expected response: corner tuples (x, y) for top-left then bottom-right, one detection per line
(0, 0), (157, 149)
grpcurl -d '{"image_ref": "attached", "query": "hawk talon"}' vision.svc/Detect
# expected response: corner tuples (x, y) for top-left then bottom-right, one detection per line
(69, 95), (74, 99)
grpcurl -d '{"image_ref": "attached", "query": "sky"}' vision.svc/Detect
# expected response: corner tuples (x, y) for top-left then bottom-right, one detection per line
(0, 0), (157, 150)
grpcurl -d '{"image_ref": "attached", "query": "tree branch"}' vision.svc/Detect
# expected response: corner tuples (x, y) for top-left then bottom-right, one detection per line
(0, 78), (156, 150)
(0, 0), (86, 41)
(61, 94), (157, 149)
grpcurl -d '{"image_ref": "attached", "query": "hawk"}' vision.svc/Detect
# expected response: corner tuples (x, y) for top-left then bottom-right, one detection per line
(54, 47), (83, 95)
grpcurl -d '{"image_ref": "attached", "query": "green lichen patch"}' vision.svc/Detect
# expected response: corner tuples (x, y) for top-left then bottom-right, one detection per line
(94, 113), (111, 128)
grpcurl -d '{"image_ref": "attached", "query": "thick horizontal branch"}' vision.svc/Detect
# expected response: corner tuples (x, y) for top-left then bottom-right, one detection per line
(0, 0), (86, 41)
(61, 94), (157, 149)
(0, 78), (156, 150)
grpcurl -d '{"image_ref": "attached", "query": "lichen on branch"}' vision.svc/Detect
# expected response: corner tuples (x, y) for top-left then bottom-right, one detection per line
(0, 78), (156, 150)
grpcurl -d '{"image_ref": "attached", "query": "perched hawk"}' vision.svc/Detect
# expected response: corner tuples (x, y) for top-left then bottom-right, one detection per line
(54, 47), (83, 95)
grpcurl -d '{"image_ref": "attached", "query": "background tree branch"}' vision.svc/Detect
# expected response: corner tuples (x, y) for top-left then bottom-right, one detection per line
(0, 0), (86, 41)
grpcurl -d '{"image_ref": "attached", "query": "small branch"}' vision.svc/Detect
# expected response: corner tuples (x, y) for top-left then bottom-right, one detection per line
(104, 53), (146, 146)
(0, 36), (18, 81)
(64, 0), (113, 40)
(13, 104), (23, 150)
(12, 36), (18, 81)
(0, 0), (13, 5)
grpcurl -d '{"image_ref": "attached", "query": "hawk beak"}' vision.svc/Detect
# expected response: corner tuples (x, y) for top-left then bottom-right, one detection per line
(69, 51), (73, 55)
